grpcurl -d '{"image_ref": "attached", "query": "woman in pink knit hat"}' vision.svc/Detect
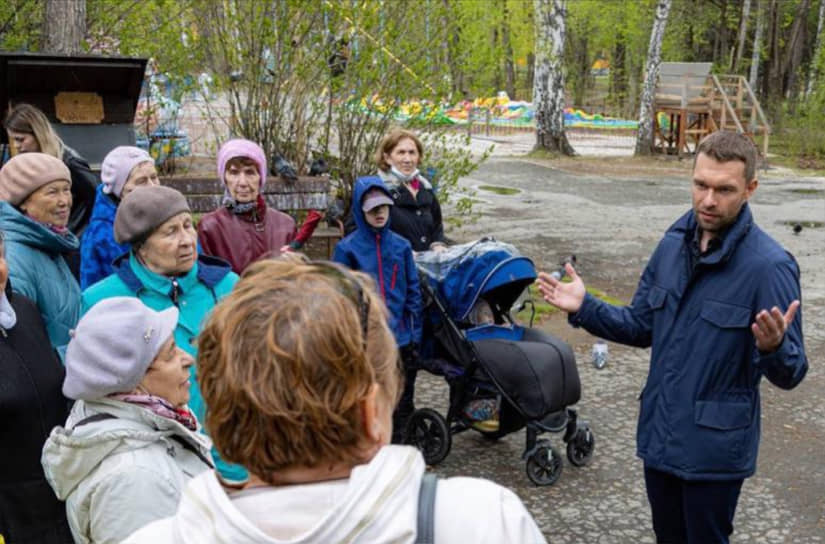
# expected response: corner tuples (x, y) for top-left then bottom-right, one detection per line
(197, 139), (297, 273)
(79, 146), (159, 288)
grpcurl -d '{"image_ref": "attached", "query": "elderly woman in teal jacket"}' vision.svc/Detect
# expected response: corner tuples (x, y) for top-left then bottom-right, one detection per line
(0, 152), (80, 355)
(80, 185), (244, 482)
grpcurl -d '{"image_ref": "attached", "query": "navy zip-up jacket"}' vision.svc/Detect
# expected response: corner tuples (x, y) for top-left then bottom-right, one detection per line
(570, 204), (807, 481)
(333, 177), (422, 348)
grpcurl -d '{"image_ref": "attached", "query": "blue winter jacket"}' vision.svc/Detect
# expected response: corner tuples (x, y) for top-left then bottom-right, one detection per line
(333, 177), (422, 348)
(79, 184), (129, 289)
(81, 252), (247, 482)
(570, 204), (807, 481)
(0, 201), (80, 355)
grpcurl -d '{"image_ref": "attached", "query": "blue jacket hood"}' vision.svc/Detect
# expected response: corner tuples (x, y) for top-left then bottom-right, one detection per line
(351, 176), (393, 236)
(111, 252), (234, 294)
(89, 183), (118, 224)
(0, 201), (79, 253)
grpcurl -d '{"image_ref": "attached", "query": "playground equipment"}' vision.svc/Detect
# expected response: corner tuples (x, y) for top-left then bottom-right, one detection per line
(653, 62), (770, 157)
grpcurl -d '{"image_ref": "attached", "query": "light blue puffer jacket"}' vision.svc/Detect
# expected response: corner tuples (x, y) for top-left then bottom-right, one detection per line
(0, 201), (80, 355)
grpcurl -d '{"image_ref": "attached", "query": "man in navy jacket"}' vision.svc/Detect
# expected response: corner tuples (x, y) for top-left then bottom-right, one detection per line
(536, 131), (807, 544)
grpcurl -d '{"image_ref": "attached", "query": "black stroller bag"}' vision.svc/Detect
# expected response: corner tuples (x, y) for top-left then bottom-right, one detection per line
(472, 328), (580, 419)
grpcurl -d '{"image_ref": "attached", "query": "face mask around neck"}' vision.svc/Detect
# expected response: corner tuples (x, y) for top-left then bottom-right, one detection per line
(390, 166), (419, 183)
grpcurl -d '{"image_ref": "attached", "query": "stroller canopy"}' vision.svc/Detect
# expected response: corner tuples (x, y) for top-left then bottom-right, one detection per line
(416, 238), (536, 321)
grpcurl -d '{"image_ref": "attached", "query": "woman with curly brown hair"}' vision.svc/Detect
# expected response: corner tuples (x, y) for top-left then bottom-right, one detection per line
(126, 255), (544, 543)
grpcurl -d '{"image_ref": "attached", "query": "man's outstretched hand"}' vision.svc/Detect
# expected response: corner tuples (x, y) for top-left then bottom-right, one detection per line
(752, 300), (800, 353)
(536, 263), (586, 314)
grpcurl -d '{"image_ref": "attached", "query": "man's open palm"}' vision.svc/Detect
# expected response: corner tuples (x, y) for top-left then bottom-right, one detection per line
(536, 263), (586, 313)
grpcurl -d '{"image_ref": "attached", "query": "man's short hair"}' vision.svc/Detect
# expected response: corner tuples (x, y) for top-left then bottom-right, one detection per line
(694, 131), (758, 183)
(196, 254), (400, 481)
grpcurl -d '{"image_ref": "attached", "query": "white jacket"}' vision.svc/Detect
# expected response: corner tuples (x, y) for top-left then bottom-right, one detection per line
(40, 398), (213, 544)
(125, 445), (546, 543)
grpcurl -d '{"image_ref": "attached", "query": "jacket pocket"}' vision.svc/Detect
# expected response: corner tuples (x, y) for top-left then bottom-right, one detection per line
(700, 300), (751, 329)
(681, 399), (754, 474)
(647, 285), (667, 310)
(694, 400), (752, 430)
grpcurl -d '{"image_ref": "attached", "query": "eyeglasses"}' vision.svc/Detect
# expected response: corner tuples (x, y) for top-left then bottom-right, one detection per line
(310, 260), (371, 349)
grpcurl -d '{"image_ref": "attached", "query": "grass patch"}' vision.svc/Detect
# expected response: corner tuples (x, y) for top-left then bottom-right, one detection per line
(477, 184), (521, 196)
(514, 283), (625, 325)
(779, 220), (824, 229)
(586, 285), (625, 306)
(787, 188), (825, 195)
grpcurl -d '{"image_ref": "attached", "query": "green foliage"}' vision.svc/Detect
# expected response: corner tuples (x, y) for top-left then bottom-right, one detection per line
(0, 0), (44, 51)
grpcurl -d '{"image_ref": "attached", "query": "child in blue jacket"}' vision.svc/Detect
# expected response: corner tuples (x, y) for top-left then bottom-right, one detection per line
(333, 176), (422, 442)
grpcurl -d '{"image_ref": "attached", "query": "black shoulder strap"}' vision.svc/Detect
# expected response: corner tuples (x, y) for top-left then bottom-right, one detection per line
(416, 472), (438, 544)
(171, 435), (215, 469)
(73, 412), (117, 428)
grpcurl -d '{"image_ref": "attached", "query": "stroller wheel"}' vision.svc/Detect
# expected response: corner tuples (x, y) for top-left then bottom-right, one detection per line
(405, 408), (452, 465)
(566, 426), (595, 467)
(525, 440), (563, 486)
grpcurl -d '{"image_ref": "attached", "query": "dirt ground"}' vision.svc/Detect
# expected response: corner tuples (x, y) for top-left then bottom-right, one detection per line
(419, 146), (825, 543)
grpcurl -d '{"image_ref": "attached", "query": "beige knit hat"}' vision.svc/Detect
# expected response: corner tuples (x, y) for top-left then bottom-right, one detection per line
(114, 185), (190, 244)
(0, 153), (71, 206)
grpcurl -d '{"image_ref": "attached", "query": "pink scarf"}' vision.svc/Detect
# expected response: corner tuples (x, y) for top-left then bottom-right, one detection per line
(111, 393), (198, 430)
(25, 213), (70, 236)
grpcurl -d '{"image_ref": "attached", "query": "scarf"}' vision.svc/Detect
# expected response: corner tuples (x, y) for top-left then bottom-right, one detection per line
(0, 291), (16, 330)
(25, 213), (70, 236)
(224, 195), (267, 223)
(111, 393), (198, 430)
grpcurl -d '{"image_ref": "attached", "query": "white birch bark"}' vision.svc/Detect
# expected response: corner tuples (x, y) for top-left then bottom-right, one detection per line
(635, 0), (672, 156)
(733, 0), (752, 72)
(806, 0), (825, 97)
(533, 0), (575, 155)
(748, 0), (764, 91)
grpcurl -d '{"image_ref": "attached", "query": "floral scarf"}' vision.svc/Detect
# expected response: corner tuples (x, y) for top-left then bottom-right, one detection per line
(111, 393), (198, 430)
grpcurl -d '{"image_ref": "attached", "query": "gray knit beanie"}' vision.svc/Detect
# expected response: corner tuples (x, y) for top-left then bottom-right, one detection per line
(63, 297), (179, 401)
(114, 185), (190, 244)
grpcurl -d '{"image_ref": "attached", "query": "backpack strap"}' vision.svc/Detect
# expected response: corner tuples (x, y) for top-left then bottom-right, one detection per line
(416, 472), (438, 544)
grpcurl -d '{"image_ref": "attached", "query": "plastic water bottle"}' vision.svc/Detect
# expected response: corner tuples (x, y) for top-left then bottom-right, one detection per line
(592, 340), (608, 370)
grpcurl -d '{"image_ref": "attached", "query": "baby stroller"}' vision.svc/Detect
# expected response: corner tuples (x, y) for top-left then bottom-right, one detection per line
(406, 238), (595, 485)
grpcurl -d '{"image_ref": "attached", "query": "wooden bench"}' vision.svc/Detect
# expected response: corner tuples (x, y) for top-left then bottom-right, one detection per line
(162, 175), (343, 259)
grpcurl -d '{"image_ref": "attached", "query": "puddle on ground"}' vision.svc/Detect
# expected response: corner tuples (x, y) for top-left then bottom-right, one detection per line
(779, 220), (824, 229)
(477, 184), (521, 196)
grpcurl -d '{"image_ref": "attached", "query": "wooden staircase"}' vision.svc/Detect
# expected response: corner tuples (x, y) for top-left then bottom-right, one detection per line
(653, 63), (770, 157)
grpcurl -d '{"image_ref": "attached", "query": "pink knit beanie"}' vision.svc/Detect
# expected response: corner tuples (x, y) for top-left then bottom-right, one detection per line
(216, 139), (267, 189)
(0, 153), (71, 206)
(100, 146), (154, 198)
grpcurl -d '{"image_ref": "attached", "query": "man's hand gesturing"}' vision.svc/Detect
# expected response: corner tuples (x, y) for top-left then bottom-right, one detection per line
(536, 263), (586, 314)
(752, 300), (800, 353)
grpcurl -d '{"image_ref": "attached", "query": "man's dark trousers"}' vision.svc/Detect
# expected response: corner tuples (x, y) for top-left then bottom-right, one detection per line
(644, 465), (744, 544)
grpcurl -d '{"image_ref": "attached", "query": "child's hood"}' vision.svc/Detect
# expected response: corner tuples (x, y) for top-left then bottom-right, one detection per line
(351, 176), (392, 235)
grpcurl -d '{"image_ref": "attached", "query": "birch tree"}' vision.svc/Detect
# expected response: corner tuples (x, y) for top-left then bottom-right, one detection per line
(749, 0), (764, 91)
(732, 0), (751, 72)
(533, 0), (574, 155)
(42, 0), (86, 54)
(806, 0), (825, 97)
(635, 0), (671, 156)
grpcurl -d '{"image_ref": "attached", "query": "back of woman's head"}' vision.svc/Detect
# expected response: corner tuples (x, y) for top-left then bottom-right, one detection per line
(4, 103), (64, 158)
(197, 254), (400, 480)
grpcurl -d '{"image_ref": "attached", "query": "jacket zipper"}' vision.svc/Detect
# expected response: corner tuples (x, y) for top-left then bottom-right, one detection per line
(375, 234), (386, 301)
(390, 263), (398, 290)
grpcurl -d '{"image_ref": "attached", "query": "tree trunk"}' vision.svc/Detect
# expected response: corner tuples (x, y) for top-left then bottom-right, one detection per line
(533, 0), (574, 155)
(719, 0), (729, 66)
(749, 0), (764, 92)
(635, 0), (672, 156)
(443, 0), (464, 98)
(609, 37), (627, 113)
(526, 52), (535, 93)
(42, 0), (86, 54)
(782, 0), (811, 102)
(805, 0), (825, 97)
(732, 0), (752, 72)
(764, 0), (781, 103)
(501, 0), (517, 99)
